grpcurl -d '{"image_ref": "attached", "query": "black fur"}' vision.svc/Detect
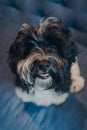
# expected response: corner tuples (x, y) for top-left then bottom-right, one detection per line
(8, 17), (77, 93)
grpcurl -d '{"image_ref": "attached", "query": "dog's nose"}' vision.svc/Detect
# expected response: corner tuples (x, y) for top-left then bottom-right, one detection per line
(38, 61), (50, 72)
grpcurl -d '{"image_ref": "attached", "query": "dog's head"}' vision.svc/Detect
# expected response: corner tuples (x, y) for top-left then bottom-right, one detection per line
(8, 17), (77, 93)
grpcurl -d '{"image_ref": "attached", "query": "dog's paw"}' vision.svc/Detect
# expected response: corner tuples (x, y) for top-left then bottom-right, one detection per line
(70, 76), (85, 93)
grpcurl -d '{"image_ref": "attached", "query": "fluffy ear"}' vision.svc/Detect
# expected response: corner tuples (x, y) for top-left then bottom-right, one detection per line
(8, 23), (37, 74)
(67, 41), (78, 64)
(60, 26), (78, 64)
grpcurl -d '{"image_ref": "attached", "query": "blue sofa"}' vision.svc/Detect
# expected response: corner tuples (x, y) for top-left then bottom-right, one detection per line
(0, 0), (87, 130)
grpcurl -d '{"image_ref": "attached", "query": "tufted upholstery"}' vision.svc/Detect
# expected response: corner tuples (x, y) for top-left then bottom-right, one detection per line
(0, 0), (87, 130)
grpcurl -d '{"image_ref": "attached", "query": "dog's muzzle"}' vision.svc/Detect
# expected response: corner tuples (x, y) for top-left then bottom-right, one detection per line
(35, 60), (51, 79)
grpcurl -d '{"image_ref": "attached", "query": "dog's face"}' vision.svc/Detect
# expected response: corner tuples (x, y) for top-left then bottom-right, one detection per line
(8, 17), (77, 93)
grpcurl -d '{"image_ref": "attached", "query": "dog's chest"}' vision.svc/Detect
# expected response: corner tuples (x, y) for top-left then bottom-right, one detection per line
(32, 88), (57, 105)
(28, 87), (68, 106)
(16, 87), (68, 106)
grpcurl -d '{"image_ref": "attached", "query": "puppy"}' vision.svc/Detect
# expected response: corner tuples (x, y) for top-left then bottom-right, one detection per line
(8, 17), (85, 106)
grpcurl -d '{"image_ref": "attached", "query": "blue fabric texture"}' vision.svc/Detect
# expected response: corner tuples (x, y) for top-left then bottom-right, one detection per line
(0, 0), (87, 130)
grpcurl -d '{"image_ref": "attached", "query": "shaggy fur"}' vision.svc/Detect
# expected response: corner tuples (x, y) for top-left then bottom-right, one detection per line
(8, 17), (85, 106)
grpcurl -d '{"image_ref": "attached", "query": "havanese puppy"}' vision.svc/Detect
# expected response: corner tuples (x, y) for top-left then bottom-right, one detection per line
(8, 17), (85, 106)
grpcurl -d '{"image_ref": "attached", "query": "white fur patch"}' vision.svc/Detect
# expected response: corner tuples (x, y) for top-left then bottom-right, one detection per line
(15, 87), (69, 106)
(70, 58), (85, 92)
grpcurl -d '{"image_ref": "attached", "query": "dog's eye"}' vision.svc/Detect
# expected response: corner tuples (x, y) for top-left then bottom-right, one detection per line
(51, 45), (57, 52)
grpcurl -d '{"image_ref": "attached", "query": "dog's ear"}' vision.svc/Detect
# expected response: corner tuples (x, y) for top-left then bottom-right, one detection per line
(67, 41), (78, 64)
(62, 27), (78, 63)
(8, 23), (38, 74)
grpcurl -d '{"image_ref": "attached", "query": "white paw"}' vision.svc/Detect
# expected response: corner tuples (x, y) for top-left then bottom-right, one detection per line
(70, 76), (85, 93)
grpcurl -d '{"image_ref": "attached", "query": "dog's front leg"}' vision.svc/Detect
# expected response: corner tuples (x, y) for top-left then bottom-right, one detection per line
(70, 58), (85, 93)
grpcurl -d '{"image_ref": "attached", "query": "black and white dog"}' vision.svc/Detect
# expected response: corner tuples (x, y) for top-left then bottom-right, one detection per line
(8, 17), (85, 106)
